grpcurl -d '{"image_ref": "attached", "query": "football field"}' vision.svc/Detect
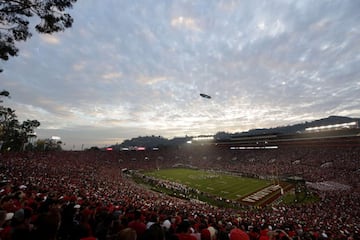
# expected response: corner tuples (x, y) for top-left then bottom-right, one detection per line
(145, 168), (271, 200)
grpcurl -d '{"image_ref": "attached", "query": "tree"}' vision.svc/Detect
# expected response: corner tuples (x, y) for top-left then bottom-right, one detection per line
(0, 90), (9, 98)
(0, 91), (40, 151)
(34, 138), (62, 151)
(0, 0), (77, 64)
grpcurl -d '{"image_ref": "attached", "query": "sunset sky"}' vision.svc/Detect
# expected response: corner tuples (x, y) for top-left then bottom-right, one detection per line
(2, 0), (360, 150)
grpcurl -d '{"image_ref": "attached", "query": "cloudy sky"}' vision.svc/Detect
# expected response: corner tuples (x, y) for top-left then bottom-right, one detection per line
(1, 0), (360, 150)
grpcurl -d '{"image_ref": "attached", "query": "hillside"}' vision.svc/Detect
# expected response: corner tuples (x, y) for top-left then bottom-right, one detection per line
(232, 115), (360, 137)
(109, 116), (360, 149)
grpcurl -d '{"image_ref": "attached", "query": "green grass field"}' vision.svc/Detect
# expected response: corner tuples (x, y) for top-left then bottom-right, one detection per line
(145, 168), (271, 200)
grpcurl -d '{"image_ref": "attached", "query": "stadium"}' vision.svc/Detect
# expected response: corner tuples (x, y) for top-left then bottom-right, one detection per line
(1, 120), (360, 240)
(2, 0), (360, 239)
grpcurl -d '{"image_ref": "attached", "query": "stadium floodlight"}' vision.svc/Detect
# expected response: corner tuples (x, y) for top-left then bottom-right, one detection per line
(51, 136), (61, 140)
(305, 122), (358, 132)
(230, 146), (278, 150)
(193, 135), (214, 141)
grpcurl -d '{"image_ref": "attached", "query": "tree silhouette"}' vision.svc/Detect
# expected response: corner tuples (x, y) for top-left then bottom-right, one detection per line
(0, 0), (77, 63)
(1, 91), (40, 151)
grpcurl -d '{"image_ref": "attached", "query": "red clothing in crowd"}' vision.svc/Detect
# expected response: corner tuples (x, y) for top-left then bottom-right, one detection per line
(176, 232), (198, 240)
(128, 220), (146, 239)
(230, 228), (250, 240)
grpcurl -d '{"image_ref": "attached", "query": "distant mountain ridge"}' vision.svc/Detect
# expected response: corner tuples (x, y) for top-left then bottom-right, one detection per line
(107, 116), (359, 149)
(232, 115), (360, 137)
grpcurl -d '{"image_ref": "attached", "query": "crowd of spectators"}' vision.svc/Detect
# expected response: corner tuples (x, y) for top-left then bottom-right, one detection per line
(0, 141), (359, 240)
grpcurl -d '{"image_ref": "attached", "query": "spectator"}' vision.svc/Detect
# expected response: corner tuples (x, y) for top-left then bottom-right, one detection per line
(229, 228), (249, 240)
(118, 227), (137, 240)
(141, 223), (165, 240)
(128, 211), (146, 240)
(176, 220), (197, 240)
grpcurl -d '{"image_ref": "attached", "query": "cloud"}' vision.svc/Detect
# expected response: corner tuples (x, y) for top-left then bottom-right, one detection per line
(40, 34), (60, 44)
(136, 75), (168, 85)
(171, 16), (202, 31)
(102, 72), (123, 81)
(1, 0), (360, 150)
